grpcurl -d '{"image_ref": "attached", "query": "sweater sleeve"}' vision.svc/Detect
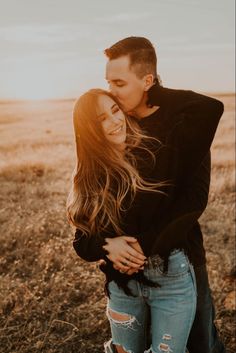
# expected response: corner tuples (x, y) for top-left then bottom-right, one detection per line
(148, 84), (224, 179)
(136, 152), (211, 257)
(73, 229), (109, 262)
(173, 94), (223, 179)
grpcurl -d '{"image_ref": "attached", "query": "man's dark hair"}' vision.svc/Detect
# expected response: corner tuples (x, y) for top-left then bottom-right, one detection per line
(104, 36), (157, 79)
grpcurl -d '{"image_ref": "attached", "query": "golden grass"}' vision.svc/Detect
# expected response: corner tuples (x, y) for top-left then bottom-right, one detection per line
(0, 94), (235, 352)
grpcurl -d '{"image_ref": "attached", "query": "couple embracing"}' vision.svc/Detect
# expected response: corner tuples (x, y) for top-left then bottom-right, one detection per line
(67, 37), (225, 353)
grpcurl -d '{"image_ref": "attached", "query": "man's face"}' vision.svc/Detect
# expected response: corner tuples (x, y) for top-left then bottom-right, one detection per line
(105, 55), (147, 114)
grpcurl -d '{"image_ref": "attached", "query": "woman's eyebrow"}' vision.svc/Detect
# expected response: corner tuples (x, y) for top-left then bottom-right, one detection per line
(97, 112), (105, 118)
(97, 104), (117, 118)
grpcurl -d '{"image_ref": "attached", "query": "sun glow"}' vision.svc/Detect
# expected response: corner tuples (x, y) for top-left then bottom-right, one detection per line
(6, 65), (64, 100)
(3, 56), (104, 100)
(0, 2), (234, 100)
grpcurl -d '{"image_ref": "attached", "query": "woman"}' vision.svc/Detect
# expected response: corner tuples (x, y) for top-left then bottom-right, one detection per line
(67, 88), (197, 353)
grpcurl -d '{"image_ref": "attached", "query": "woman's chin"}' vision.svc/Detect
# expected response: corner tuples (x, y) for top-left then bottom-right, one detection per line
(108, 134), (126, 147)
(111, 139), (126, 151)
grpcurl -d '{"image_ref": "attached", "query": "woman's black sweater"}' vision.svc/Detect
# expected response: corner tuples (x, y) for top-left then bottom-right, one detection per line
(72, 84), (224, 295)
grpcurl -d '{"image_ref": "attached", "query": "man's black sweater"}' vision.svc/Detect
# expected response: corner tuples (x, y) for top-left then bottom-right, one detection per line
(72, 85), (224, 291)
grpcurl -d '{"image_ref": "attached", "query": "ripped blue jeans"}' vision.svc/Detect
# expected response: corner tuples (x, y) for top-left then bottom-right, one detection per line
(104, 249), (197, 353)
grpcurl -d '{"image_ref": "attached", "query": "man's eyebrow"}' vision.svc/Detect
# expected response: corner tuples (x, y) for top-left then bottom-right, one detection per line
(106, 79), (125, 82)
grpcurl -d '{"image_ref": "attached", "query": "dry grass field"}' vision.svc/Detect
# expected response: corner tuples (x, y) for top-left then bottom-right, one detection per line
(0, 94), (235, 353)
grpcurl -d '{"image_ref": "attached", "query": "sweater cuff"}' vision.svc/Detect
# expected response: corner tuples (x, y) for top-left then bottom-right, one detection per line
(97, 237), (110, 259)
(73, 232), (109, 262)
(134, 233), (153, 258)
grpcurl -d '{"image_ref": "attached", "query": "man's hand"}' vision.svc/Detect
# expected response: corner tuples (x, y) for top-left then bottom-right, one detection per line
(103, 236), (146, 272)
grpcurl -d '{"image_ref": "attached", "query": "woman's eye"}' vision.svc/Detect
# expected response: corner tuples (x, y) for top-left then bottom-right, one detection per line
(112, 107), (120, 114)
(98, 115), (106, 122)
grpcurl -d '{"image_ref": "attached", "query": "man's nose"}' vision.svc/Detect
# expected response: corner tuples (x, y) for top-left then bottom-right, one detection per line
(109, 83), (118, 97)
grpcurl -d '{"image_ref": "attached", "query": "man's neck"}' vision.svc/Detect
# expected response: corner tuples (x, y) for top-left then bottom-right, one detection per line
(130, 105), (160, 120)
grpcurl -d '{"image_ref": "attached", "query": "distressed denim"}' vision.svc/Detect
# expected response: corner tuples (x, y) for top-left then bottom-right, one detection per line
(104, 249), (197, 353)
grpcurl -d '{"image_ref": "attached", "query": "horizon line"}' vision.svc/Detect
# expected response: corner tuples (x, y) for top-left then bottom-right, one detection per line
(0, 91), (235, 104)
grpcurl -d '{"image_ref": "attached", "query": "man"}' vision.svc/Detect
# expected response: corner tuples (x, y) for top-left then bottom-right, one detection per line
(103, 36), (225, 353)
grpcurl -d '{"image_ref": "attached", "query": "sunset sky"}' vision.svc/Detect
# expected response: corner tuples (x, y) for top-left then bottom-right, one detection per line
(0, 0), (235, 99)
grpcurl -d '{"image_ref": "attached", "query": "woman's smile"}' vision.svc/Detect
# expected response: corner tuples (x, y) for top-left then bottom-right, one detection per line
(109, 123), (124, 135)
(97, 94), (127, 146)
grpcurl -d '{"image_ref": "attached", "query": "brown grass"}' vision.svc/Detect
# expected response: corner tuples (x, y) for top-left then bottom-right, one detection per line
(0, 95), (235, 353)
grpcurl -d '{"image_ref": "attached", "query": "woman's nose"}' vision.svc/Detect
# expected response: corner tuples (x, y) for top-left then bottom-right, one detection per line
(108, 113), (119, 123)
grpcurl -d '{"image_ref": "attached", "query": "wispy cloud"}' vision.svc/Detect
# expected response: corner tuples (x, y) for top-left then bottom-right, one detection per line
(94, 12), (152, 24)
(0, 24), (93, 44)
(0, 0), (234, 98)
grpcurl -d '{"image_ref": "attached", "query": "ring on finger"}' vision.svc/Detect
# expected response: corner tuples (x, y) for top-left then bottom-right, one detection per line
(121, 260), (129, 266)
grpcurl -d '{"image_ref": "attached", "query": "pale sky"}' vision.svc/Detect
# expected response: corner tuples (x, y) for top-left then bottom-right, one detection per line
(0, 0), (235, 99)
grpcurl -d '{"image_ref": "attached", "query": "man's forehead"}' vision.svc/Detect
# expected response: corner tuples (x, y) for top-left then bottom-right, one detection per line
(105, 56), (131, 80)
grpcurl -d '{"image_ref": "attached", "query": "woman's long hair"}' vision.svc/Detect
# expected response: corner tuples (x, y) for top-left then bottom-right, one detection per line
(67, 89), (167, 237)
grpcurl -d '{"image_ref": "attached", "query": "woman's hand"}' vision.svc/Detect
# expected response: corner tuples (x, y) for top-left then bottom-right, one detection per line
(103, 236), (146, 272)
(115, 240), (146, 275)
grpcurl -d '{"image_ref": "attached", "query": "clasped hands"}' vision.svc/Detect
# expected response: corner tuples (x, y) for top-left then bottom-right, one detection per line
(102, 236), (147, 275)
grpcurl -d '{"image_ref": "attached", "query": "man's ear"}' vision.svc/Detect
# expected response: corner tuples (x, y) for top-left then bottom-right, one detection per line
(144, 74), (155, 91)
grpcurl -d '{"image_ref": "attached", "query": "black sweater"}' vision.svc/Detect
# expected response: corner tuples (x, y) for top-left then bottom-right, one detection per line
(72, 85), (224, 294)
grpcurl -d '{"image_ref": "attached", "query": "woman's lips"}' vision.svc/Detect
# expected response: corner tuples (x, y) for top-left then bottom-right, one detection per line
(109, 123), (124, 135)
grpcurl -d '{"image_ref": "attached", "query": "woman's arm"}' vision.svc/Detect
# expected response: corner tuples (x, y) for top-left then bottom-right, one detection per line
(73, 229), (108, 262)
(73, 229), (146, 269)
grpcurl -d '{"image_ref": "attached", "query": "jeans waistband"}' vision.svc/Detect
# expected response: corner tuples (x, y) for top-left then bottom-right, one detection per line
(146, 249), (180, 269)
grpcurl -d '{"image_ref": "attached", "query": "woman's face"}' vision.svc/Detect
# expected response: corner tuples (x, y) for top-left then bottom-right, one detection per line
(97, 95), (127, 149)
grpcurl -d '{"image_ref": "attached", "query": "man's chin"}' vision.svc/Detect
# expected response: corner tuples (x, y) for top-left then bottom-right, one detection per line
(118, 103), (134, 115)
(126, 110), (135, 116)
(121, 106), (133, 115)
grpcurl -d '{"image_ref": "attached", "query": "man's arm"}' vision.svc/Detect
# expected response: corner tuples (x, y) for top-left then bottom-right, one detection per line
(132, 85), (223, 257)
(135, 151), (211, 258)
(147, 84), (224, 179)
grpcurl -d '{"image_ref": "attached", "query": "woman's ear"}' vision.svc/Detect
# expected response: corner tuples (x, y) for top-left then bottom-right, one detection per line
(144, 74), (155, 91)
